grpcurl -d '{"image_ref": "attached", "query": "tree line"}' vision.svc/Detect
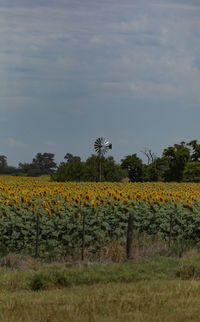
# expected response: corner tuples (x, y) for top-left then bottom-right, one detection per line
(0, 153), (56, 177)
(1, 140), (200, 182)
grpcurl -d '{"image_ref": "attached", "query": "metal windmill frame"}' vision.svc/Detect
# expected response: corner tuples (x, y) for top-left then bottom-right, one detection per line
(94, 137), (112, 181)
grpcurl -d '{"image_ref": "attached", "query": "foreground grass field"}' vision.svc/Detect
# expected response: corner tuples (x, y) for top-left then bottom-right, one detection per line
(1, 251), (200, 321)
(1, 280), (200, 322)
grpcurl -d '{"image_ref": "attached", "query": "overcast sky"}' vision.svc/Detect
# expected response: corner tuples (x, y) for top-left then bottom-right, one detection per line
(1, 0), (200, 166)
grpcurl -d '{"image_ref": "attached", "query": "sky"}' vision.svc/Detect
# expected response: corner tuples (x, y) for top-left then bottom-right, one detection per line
(1, 0), (200, 166)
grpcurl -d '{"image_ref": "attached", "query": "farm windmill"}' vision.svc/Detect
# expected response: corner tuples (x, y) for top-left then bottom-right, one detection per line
(94, 137), (112, 181)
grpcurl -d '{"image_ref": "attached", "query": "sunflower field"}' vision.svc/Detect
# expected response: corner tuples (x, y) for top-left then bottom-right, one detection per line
(0, 176), (200, 259)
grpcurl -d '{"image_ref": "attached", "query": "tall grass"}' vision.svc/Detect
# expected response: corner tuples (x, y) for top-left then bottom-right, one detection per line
(1, 280), (200, 321)
(1, 250), (200, 321)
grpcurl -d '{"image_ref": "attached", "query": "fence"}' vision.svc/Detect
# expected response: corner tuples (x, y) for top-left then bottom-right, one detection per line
(0, 206), (196, 261)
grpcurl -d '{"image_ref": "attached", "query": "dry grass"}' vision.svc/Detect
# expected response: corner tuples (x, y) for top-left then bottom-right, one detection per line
(0, 254), (38, 270)
(99, 235), (168, 263)
(0, 248), (200, 321)
(99, 239), (126, 262)
(1, 281), (200, 321)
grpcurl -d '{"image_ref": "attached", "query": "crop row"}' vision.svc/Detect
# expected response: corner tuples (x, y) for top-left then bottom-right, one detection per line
(0, 177), (200, 258)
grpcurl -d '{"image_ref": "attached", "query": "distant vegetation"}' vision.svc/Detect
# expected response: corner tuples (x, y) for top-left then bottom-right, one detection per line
(1, 140), (200, 182)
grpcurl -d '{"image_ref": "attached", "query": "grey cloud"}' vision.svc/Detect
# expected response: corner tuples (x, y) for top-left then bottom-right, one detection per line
(152, 1), (200, 10)
(5, 137), (27, 148)
(0, 0), (200, 165)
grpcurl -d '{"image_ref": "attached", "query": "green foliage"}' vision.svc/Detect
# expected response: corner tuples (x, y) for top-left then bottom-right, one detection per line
(0, 155), (19, 175)
(0, 155), (7, 170)
(1, 197), (200, 260)
(143, 157), (169, 182)
(103, 156), (125, 181)
(3, 139), (200, 181)
(32, 153), (57, 175)
(30, 273), (51, 291)
(52, 154), (126, 182)
(85, 155), (125, 182)
(187, 140), (200, 161)
(51, 161), (85, 182)
(0, 256), (179, 293)
(83, 154), (99, 181)
(162, 142), (190, 181)
(18, 153), (57, 176)
(64, 153), (81, 163)
(121, 154), (143, 182)
(183, 161), (200, 182)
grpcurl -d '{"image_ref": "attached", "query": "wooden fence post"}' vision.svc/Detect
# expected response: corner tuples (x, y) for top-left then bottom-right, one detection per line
(81, 212), (86, 261)
(126, 213), (134, 259)
(35, 213), (40, 258)
(168, 213), (173, 250)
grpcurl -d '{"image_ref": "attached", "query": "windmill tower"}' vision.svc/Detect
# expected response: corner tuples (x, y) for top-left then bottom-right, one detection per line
(94, 137), (112, 181)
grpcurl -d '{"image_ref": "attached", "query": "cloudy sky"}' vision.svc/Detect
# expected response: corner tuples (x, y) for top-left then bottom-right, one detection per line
(1, 0), (200, 166)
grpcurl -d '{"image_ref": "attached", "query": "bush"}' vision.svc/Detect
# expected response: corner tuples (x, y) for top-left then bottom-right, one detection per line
(30, 273), (51, 291)
(175, 249), (200, 279)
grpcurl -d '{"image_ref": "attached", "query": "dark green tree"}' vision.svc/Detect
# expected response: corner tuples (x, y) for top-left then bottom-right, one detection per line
(52, 153), (84, 182)
(84, 155), (125, 182)
(162, 142), (190, 181)
(32, 153), (57, 175)
(183, 162), (200, 182)
(103, 156), (125, 182)
(83, 155), (99, 181)
(187, 140), (200, 161)
(51, 161), (85, 182)
(143, 157), (169, 182)
(52, 154), (125, 182)
(64, 153), (81, 163)
(18, 162), (42, 176)
(0, 155), (18, 174)
(0, 155), (7, 169)
(121, 154), (143, 182)
(18, 162), (32, 174)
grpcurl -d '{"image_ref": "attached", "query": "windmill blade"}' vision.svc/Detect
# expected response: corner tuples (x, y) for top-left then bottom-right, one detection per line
(94, 137), (112, 156)
(94, 137), (104, 154)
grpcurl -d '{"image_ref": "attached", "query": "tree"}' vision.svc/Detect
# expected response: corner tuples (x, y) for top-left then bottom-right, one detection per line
(0, 155), (7, 169)
(64, 153), (81, 163)
(143, 157), (169, 182)
(51, 161), (85, 182)
(32, 153), (57, 175)
(18, 162), (32, 174)
(162, 142), (190, 181)
(18, 153), (57, 176)
(141, 148), (156, 165)
(84, 155), (125, 182)
(140, 148), (164, 182)
(121, 154), (143, 182)
(187, 140), (200, 161)
(83, 155), (99, 181)
(103, 156), (125, 182)
(51, 153), (84, 182)
(0, 155), (18, 174)
(183, 162), (200, 182)
(52, 154), (125, 182)
(18, 162), (42, 176)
